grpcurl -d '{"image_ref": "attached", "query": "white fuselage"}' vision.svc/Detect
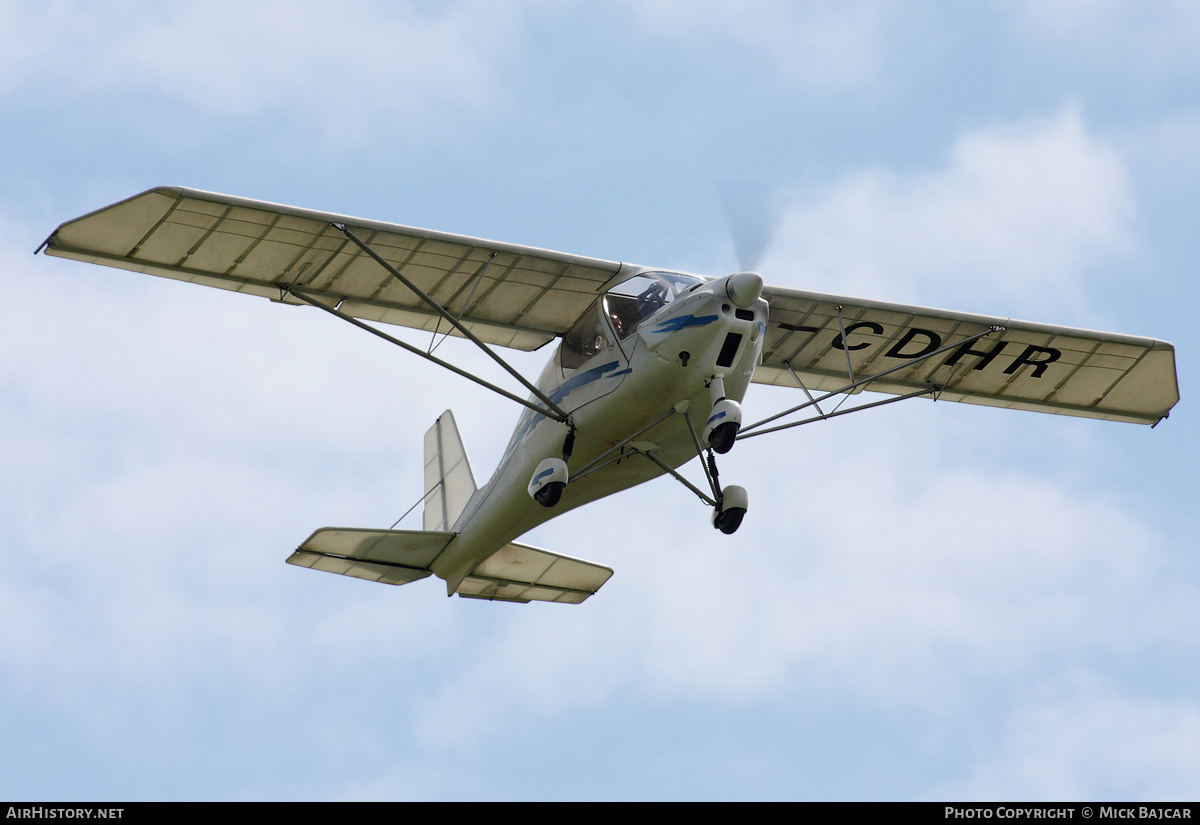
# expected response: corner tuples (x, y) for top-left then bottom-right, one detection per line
(430, 270), (768, 591)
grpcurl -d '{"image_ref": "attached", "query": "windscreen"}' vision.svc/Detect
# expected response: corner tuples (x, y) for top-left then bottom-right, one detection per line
(604, 272), (704, 339)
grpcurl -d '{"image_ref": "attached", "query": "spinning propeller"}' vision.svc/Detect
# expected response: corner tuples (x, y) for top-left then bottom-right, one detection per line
(719, 179), (788, 273)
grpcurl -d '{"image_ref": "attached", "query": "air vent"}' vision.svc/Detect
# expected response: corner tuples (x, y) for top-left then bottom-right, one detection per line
(716, 332), (743, 368)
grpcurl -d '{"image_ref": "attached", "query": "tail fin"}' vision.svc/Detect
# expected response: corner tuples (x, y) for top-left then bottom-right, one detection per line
(423, 410), (477, 532)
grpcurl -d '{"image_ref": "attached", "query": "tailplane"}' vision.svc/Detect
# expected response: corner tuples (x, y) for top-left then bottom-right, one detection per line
(286, 530), (613, 604)
(287, 528), (451, 585)
(454, 541), (613, 604)
(285, 410), (612, 603)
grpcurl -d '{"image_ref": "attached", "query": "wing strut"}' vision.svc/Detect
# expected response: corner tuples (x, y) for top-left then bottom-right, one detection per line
(331, 223), (569, 422)
(739, 386), (943, 439)
(740, 325), (1004, 438)
(640, 448), (718, 507)
(570, 402), (726, 510)
(569, 409), (677, 480)
(428, 252), (495, 355)
(785, 363), (826, 417)
(681, 404), (721, 504)
(835, 305), (856, 384)
(281, 283), (565, 420)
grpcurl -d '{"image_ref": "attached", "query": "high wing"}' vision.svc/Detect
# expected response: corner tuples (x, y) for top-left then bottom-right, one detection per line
(41, 186), (630, 351)
(41, 187), (1178, 425)
(755, 286), (1179, 426)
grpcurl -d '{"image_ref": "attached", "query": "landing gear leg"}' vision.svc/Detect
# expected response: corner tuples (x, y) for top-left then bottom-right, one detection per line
(703, 376), (742, 455)
(702, 448), (748, 534)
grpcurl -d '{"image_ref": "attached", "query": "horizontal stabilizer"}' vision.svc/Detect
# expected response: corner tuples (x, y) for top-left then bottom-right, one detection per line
(455, 542), (613, 604)
(287, 528), (453, 586)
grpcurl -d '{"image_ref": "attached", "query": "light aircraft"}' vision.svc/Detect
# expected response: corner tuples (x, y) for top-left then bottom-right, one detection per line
(41, 187), (1180, 604)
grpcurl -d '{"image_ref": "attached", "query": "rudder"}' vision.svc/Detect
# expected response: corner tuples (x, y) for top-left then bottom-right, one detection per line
(423, 410), (478, 532)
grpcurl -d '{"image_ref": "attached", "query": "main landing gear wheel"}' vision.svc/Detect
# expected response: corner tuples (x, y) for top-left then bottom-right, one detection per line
(712, 484), (748, 535)
(528, 457), (569, 508)
(534, 482), (564, 508)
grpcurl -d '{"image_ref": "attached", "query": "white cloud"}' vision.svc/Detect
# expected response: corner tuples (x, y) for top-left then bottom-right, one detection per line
(933, 688), (1200, 800)
(3, 76), (1189, 796)
(386, 403), (1192, 749)
(16, 217), (1170, 746)
(1, 0), (524, 146)
(764, 107), (1136, 317)
(0, 214), (475, 703)
(616, 432), (1180, 705)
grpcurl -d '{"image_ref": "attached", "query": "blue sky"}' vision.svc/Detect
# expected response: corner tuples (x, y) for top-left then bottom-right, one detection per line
(2, 0), (1197, 800)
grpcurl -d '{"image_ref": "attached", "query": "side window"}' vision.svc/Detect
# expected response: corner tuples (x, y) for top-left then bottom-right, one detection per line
(605, 293), (646, 339)
(560, 302), (611, 371)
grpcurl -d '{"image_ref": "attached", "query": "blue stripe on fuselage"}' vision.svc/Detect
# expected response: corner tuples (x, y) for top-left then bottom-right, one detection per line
(650, 313), (718, 334)
(502, 359), (626, 460)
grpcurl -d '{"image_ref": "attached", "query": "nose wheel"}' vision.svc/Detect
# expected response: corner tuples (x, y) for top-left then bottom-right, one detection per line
(707, 420), (739, 454)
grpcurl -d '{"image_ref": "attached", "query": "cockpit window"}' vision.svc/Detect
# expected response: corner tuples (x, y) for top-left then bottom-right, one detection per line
(560, 300), (612, 370)
(604, 272), (704, 339)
